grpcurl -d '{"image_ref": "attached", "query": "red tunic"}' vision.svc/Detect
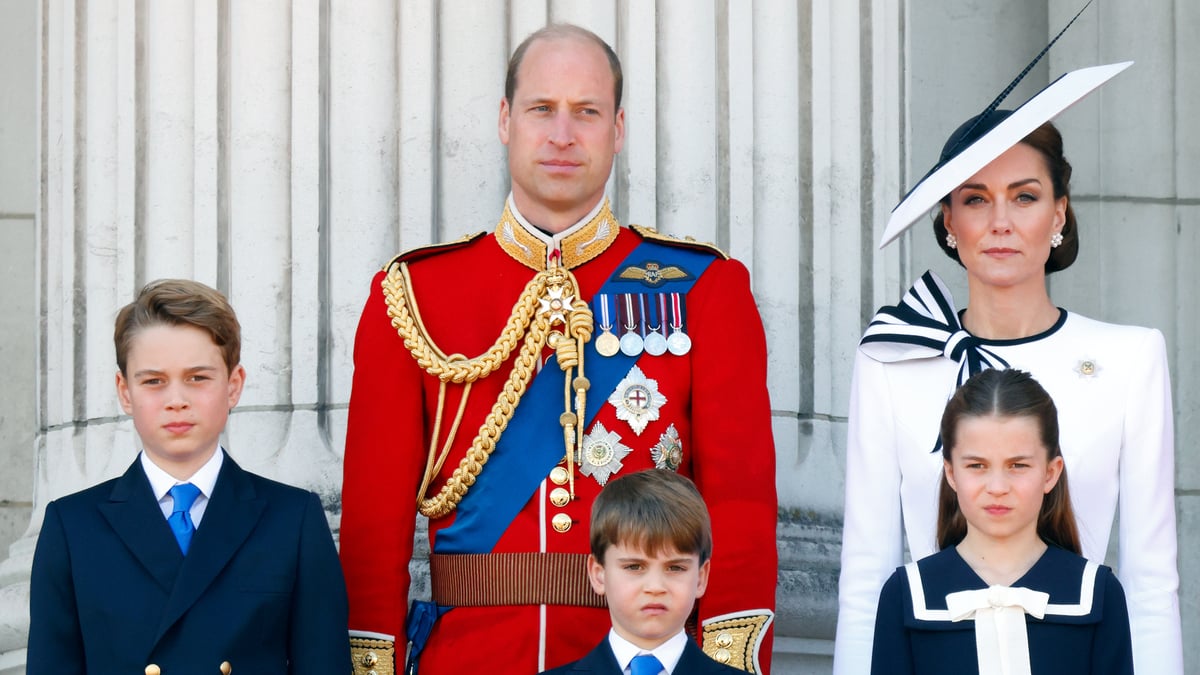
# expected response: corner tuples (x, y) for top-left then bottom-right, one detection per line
(340, 206), (777, 673)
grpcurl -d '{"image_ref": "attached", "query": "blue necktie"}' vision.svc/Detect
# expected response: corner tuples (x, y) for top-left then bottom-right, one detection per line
(168, 483), (202, 554)
(630, 653), (663, 675)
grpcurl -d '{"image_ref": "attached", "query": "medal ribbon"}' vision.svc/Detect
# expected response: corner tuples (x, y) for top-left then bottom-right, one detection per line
(669, 292), (684, 333)
(434, 240), (716, 554)
(597, 293), (612, 331)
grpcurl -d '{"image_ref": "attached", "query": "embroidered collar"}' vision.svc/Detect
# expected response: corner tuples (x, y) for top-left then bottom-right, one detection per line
(495, 195), (620, 270)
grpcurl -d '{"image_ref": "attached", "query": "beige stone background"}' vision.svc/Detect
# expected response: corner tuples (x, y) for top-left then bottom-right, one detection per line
(0, 1), (1196, 673)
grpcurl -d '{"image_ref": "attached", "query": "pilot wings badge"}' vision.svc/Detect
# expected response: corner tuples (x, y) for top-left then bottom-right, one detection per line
(617, 261), (692, 287)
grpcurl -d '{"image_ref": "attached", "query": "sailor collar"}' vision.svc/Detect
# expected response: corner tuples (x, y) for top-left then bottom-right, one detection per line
(495, 195), (620, 270)
(903, 546), (1106, 629)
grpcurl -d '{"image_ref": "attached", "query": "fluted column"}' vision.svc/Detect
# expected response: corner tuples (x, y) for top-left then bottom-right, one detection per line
(1, 1), (921, 672)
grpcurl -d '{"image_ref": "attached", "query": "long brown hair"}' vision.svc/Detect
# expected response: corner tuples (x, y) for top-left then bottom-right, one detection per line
(936, 368), (1080, 554)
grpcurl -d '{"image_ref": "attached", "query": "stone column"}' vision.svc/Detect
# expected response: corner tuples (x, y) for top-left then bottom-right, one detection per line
(0, 2), (909, 672)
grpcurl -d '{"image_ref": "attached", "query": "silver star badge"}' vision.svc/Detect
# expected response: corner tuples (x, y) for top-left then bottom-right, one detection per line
(579, 422), (633, 486)
(651, 424), (683, 471)
(607, 365), (667, 435)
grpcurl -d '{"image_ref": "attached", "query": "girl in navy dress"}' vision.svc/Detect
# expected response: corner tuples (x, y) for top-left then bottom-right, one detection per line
(870, 368), (1133, 675)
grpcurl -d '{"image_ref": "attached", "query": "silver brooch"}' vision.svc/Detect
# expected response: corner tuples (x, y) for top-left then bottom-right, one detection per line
(579, 422), (633, 486)
(608, 365), (667, 435)
(651, 424), (683, 471)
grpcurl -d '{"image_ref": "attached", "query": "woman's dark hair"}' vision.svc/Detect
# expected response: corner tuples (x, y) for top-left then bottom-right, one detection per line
(932, 113), (1079, 274)
(936, 368), (1081, 554)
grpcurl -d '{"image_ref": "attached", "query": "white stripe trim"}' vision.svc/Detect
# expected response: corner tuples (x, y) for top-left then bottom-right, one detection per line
(905, 560), (1100, 622)
(1045, 562), (1099, 616)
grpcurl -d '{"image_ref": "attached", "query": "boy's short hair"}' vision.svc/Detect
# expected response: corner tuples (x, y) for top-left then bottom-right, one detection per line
(114, 279), (241, 374)
(590, 469), (713, 564)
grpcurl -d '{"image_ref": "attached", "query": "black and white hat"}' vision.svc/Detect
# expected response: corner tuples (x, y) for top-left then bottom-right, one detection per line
(878, 3), (1131, 248)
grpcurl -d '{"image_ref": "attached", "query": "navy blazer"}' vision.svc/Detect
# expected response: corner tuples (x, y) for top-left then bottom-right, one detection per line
(542, 635), (744, 674)
(27, 453), (351, 674)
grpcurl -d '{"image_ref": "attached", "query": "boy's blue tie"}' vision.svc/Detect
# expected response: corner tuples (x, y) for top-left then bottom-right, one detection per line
(168, 483), (202, 554)
(630, 653), (664, 675)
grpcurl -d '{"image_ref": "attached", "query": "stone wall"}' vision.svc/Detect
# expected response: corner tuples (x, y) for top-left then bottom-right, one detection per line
(0, 2), (1195, 673)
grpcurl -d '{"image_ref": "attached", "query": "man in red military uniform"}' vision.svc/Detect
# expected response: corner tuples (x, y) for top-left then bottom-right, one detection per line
(340, 23), (777, 674)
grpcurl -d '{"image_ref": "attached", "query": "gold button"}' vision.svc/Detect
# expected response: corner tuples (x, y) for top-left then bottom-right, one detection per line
(146, 666), (161, 675)
(714, 648), (732, 663)
(549, 487), (571, 507)
(361, 652), (377, 667)
(1081, 360), (1095, 376)
(552, 513), (573, 532)
(220, 662), (232, 675)
(550, 466), (569, 485)
(716, 632), (734, 648)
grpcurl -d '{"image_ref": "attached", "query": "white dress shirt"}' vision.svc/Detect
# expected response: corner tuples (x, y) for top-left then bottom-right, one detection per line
(140, 447), (224, 528)
(608, 629), (687, 675)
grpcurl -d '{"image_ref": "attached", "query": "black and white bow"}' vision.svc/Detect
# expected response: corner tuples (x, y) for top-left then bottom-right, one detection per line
(860, 270), (1010, 388)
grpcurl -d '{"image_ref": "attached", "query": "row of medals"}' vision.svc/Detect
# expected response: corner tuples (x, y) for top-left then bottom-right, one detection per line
(592, 292), (692, 358)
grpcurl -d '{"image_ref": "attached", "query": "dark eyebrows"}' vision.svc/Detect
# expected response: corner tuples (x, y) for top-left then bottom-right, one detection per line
(957, 177), (1044, 193)
(958, 453), (1036, 463)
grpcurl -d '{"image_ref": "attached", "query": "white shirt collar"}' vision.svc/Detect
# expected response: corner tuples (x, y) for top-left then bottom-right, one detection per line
(607, 628), (688, 674)
(140, 447), (224, 502)
(506, 193), (606, 246)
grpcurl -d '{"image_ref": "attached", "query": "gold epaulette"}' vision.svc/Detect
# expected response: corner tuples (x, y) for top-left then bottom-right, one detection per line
(350, 635), (396, 675)
(629, 224), (729, 260)
(701, 610), (775, 673)
(382, 231), (487, 271)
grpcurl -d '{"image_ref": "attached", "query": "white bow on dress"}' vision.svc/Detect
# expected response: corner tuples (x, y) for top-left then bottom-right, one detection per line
(945, 585), (1050, 675)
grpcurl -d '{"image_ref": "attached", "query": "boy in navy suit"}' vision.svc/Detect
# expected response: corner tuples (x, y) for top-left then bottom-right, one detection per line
(544, 470), (748, 674)
(27, 279), (350, 674)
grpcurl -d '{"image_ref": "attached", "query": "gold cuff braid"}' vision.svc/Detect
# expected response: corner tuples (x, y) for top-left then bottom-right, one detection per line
(350, 636), (396, 675)
(701, 611), (774, 673)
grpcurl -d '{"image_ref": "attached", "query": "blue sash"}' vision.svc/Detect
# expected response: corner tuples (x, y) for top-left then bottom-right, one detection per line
(434, 240), (715, 553)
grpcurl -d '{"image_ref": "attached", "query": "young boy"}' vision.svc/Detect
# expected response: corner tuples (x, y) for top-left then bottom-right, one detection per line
(27, 279), (350, 674)
(544, 470), (746, 674)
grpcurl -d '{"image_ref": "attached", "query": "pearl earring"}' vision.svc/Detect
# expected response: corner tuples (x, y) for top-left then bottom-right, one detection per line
(1050, 232), (1064, 248)
(945, 233), (958, 249)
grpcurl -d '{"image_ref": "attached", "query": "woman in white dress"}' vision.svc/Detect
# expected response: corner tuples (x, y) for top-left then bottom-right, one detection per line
(832, 66), (1183, 674)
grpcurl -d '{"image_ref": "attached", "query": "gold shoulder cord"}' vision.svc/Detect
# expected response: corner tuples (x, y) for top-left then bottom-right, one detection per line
(383, 259), (593, 519)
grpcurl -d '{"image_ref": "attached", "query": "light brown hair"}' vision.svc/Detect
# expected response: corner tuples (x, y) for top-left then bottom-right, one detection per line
(505, 23), (623, 110)
(590, 470), (712, 564)
(114, 279), (241, 375)
(936, 368), (1081, 554)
